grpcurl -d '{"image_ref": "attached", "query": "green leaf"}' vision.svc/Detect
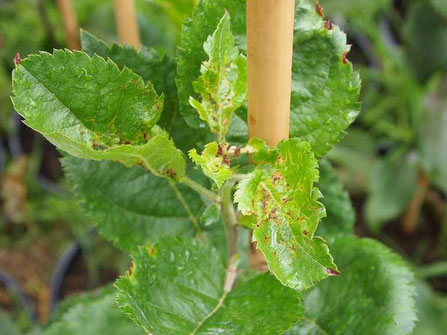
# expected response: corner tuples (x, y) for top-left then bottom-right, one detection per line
(63, 156), (204, 250)
(286, 236), (417, 335)
(177, 0), (361, 156)
(80, 31), (177, 127)
(290, 0), (361, 157)
(176, 0), (247, 128)
(116, 236), (303, 335)
(189, 142), (234, 188)
(430, 0), (447, 18)
(0, 311), (20, 335)
(189, 13), (247, 143)
(45, 287), (143, 335)
(80, 30), (205, 153)
(413, 282), (447, 335)
(200, 203), (220, 227)
(11, 50), (185, 178)
(235, 139), (338, 290)
(317, 160), (355, 238)
(365, 150), (418, 232)
(418, 82), (447, 194)
(403, 1), (447, 82)
(322, 0), (390, 29)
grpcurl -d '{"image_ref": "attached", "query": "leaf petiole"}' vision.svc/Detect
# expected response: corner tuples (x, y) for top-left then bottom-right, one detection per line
(182, 176), (220, 203)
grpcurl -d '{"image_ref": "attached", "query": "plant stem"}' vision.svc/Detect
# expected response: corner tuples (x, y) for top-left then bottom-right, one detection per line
(220, 181), (239, 265)
(169, 180), (202, 234)
(182, 176), (220, 203)
(418, 261), (447, 279)
(402, 171), (429, 234)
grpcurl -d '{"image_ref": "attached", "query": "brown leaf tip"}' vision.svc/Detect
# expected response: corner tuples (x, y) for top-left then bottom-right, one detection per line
(327, 268), (341, 277)
(147, 245), (158, 256)
(14, 53), (22, 66)
(324, 20), (333, 30)
(342, 52), (349, 64)
(316, 3), (324, 18)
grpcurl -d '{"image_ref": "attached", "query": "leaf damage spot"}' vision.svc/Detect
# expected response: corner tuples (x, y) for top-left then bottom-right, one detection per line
(147, 245), (158, 256)
(166, 168), (177, 178)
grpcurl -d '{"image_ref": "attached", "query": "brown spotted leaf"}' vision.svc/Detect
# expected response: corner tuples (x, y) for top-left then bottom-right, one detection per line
(234, 139), (338, 291)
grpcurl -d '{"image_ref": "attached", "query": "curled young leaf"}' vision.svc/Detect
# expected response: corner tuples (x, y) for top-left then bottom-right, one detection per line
(177, 0), (361, 156)
(189, 12), (247, 143)
(189, 142), (234, 188)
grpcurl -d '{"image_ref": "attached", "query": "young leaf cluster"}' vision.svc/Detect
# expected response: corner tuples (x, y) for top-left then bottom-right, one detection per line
(10, 1), (417, 334)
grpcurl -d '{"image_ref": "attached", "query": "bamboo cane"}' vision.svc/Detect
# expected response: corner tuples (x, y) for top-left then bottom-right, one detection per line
(247, 0), (295, 147)
(57, 0), (80, 50)
(113, 0), (141, 49)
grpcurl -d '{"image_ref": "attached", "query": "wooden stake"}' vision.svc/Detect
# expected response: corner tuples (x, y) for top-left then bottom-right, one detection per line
(247, 0), (295, 147)
(57, 0), (80, 50)
(114, 0), (141, 49)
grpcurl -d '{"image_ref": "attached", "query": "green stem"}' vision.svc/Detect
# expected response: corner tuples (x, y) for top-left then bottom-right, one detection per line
(418, 261), (447, 279)
(182, 176), (220, 203)
(220, 181), (239, 263)
(169, 180), (202, 234)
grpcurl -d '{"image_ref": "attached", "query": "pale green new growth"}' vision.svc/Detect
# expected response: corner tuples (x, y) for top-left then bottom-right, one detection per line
(116, 237), (303, 335)
(234, 139), (338, 290)
(11, 50), (186, 179)
(189, 13), (247, 143)
(177, 0), (361, 156)
(189, 142), (234, 188)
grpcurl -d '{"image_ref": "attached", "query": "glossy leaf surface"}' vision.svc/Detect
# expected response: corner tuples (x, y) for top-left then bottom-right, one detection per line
(63, 156), (204, 250)
(116, 237), (303, 334)
(11, 50), (185, 178)
(287, 236), (417, 335)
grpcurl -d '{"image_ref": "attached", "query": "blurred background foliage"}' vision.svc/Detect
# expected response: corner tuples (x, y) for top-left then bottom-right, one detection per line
(0, 0), (446, 333)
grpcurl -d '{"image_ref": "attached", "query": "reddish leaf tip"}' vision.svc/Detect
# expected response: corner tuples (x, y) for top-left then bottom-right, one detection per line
(14, 53), (22, 66)
(316, 3), (324, 18)
(327, 268), (341, 277)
